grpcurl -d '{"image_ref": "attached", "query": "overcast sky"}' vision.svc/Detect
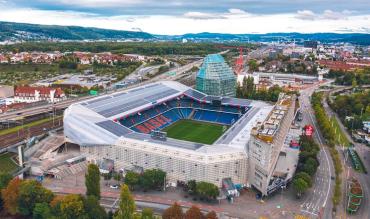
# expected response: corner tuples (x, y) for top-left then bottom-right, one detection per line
(0, 0), (369, 34)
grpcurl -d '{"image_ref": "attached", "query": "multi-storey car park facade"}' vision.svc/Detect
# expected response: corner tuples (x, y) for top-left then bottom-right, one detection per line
(64, 81), (296, 195)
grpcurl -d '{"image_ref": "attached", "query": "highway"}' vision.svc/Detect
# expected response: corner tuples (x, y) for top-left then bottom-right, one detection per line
(299, 83), (334, 219)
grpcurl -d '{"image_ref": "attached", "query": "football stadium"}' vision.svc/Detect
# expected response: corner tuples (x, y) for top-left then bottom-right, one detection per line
(64, 81), (279, 189)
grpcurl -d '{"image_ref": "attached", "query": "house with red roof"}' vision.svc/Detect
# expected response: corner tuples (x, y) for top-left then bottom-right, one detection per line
(14, 86), (66, 103)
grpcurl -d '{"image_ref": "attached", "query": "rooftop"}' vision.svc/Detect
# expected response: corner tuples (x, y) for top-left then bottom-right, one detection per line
(66, 81), (273, 153)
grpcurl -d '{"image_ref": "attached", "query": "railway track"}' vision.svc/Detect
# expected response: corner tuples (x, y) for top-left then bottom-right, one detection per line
(0, 118), (63, 148)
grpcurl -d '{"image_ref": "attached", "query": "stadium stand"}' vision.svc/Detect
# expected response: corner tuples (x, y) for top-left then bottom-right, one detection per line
(118, 96), (249, 134)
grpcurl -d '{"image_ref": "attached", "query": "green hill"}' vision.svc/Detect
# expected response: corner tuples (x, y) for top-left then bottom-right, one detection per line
(0, 21), (154, 41)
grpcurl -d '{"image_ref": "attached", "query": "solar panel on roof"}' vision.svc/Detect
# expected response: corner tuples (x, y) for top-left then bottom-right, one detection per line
(96, 120), (132, 136)
(222, 98), (250, 106)
(184, 89), (206, 100)
(144, 89), (178, 102)
(98, 99), (148, 117)
(87, 96), (112, 105)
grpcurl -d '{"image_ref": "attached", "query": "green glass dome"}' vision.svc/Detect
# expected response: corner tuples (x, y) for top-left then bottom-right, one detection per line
(196, 54), (236, 97)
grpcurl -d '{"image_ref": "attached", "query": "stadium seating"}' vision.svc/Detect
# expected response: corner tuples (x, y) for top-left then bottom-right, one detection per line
(118, 96), (247, 134)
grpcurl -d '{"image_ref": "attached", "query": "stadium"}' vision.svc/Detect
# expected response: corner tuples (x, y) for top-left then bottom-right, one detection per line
(64, 81), (273, 188)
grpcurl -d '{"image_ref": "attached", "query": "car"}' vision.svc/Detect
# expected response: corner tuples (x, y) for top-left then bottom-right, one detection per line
(110, 184), (119, 189)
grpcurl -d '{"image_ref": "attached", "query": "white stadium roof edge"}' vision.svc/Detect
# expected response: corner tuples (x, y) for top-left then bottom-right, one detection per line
(64, 81), (273, 155)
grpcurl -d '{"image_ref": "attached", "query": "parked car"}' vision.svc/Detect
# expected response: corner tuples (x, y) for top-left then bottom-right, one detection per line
(110, 184), (119, 189)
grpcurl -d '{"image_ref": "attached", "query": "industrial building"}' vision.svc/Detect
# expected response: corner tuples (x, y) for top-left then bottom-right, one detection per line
(64, 81), (297, 195)
(196, 54), (236, 97)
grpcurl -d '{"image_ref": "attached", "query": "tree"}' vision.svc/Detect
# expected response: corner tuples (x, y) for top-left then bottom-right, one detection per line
(140, 169), (166, 191)
(115, 184), (136, 219)
(184, 205), (203, 219)
(196, 182), (219, 201)
(17, 180), (54, 216)
(302, 157), (318, 176)
(33, 202), (53, 219)
(2, 177), (22, 215)
(292, 178), (309, 197)
(125, 171), (140, 190)
(0, 172), (12, 211)
(248, 59), (258, 72)
(85, 163), (101, 199)
(186, 180), (197, 195)
(50, 195), (64, 217)
(141, 208), (154, 219)
(84, 195), (108, 219)
(205, 211), (218, 219)
(162, 202), (183, 219)
(59, 194), (86, 219)
(294, 172), (312, 188)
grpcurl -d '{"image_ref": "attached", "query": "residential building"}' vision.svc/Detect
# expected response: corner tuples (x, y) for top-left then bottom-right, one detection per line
(14, 86), (66, 103)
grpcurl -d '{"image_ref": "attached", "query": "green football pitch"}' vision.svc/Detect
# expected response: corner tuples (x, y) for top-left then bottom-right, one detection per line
(0, 152), (19, 174)
(162, 119), (226, 145)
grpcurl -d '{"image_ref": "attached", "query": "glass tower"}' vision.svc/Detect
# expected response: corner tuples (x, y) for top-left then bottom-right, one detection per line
(196, 54), (236, 97)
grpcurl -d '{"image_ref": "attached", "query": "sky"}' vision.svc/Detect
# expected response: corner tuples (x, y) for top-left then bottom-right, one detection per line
(0, 0), (369, 34)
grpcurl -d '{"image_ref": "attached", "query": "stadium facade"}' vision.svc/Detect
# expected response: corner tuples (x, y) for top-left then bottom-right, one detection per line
(64, 81), (296, 195)
(196, 54), (236, 97)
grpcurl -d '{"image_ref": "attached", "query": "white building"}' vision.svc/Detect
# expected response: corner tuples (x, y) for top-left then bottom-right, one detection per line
(248, 93), (296, 196)
(14, 86), (66, 103)
(64, 81), (274, 188)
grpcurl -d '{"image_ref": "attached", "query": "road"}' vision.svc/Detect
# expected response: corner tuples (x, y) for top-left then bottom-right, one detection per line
(299, 83), (334, 219)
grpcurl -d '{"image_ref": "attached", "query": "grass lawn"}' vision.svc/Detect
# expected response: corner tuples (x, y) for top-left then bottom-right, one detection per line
(330, 116), (351, 147)
(0, 152), (19, 174)
(162, 119), (226, 145)
(0, 116), (62, 136)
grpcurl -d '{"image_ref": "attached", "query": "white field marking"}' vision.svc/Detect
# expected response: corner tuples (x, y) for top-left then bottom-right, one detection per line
(301, 209), (319, 216)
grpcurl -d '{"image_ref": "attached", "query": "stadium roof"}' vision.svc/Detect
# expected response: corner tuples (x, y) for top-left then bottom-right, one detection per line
(64, 81), (272, 153)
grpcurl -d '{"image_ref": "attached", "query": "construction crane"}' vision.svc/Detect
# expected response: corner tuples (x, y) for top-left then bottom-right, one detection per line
(216, 45), (249, 74)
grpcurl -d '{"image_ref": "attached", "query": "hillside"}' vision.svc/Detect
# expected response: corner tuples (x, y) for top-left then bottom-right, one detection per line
(0, 21), (154, 41)
(0, 21), (369, 45)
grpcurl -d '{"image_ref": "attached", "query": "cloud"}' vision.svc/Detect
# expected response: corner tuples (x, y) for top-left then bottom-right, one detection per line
(295, 10), (316, 20)
(55, 0), (141, 7)
(295, 9), (354, 21)
(183, 8), (251, 20)
(0, 5), (369, 35)
(183, 11), (226, 20)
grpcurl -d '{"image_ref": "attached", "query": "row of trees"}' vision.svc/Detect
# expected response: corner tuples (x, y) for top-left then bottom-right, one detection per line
(163, 202), (217, 219)
(292, 135), (320, 197)
(327, 68), (370, 86)
(0, 42), (223, 56)
(124, 169), (166, 192)
(236, 76), (283, 102)
(311, 92), (343, 207)
(0, 176), (107, 219)
(114, 183), (219, 219)
(183, 180), (220, 202)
